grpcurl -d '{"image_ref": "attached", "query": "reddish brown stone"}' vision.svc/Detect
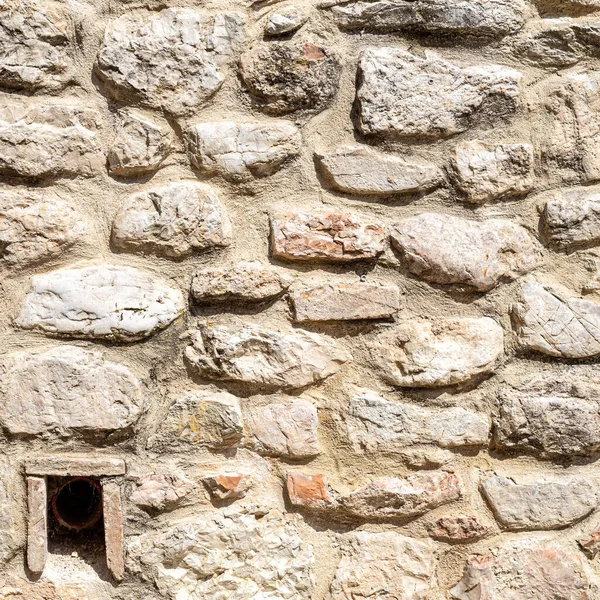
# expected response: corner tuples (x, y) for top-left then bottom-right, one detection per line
(26, 476), (47, 576)
(579, 523), (600, 557)
(429, 514), (486, 542)
(271, 211), (386, 263)
(102, 481), (124, 581)
(287, 473), (336, 508)
(203, 473), (252, 501)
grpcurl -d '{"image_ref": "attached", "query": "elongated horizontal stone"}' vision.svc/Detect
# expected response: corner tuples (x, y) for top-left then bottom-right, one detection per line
(494, 372), (600, 458)
(17, 265), (185, 342)
(191, 261), (293, 303)
(451, 541), (597, 600)
(246, 398), (319, 459)
(111, 181), (232, 259)
(451, 140), (535, 204)
(26, 456), (126, 476)
(186, 121), (300, 182)
(315, 145), (443, 196)
(291, 282), (400, 321)
(374, 317), (504, 388)
(429, 515), (486, 542)
(271, 211), (386, 262)
(330, 0), (526, 37)
(542, 186), (600, 249)
(357, 48), (521, 139)
(0, 0), (72, 90)
(481, 476), (597, 530)
(0, 346), (143, 438)
(0, 188), (85, 267)
(327, 532), (436, 600)
(347, 389), (489, 452)
(148, 390), (243, 451)
(185, 322), (351, 389)
(391, 213), (542, 291)
(512, 280), (600, 358)
(0, 103), (103, 179)
(96, 9), (246, 116)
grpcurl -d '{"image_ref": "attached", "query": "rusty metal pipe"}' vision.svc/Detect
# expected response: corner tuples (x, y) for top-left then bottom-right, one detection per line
(51, 477), (103, 531)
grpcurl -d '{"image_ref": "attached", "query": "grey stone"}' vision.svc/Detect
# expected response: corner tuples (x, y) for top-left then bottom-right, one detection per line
(111, 181), (232, 259)
(391, 213), (542, 292)
(316, 145), (443, 196)
(265, 6), (308, 35)
(357, 48), (521, 139)
(481, 476), (597, 530)
(347, 389), (489, 452)
(129, 473), (193, 512)
(240, 41), (341, 114)
(17, 264), (185, 342)
(0, 346), (143, 438)
(96, 9), (246, 116)
(185, 121), (300, 182)
(185, 321), (351, 390)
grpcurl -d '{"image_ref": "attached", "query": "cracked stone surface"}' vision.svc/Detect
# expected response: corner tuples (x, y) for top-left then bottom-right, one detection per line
(391, 213), (542, 291)
(357, 48), (522, 139)
(96, 8), (246, 116)
(111, 181), (232, 259)
(129, 473), (194, 512)
(185, 120), (300, 182)
(17, 264), (185, 342)
(185, 321), (351, 389)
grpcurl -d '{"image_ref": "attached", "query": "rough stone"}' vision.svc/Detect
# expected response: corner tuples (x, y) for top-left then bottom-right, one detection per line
(347, 389), (489, 452)
(111, 181), (232, 259)
(429, 515), (486, 542)
(0, 103), (103, 179)
(185, 120), (300, 182)
(327, 531), (436, 600)
(451, 540), (597, 599)
(265, 6), (307, 35)
(271, 211), (386, 263)
(0, 346), (143, 438)
(0, 582), (90, 600)
(291, 281), (400, 321)
(102, 481), (124, 581)
(130, 473), (193, 512)
(400, 447), (454, 470)
(579, 523), (600, 557)
(107, 109), (172, 177)
(202, 473), (252, 501)
(127, 507), (315, 599)
(374, 317), (504, 388)
(25, 456), (126, 477)
(0, 0), (72, 90)
(17, 265), (185, 342)
(0, 460), (14, 563)
(533, 71), (600, 184)
(451, 140), (535, 204)
(512, 279), (600, 358)
(340, 471), (462, 520)
(240, 41), (341, 114)
(26, 476), (46, 575)
(246, 398), (319, 459)
(391, 213), (542, 292)
(286, 473), (337, 509)
(185, 322), (351, 390)
(96, 9), (246, 116)
(481, 476), (597, 530)
(191, 261), (293, 303)
(494, 373), (600, 458)
(542, 186), (600, 249)
(330, 0), (526, 37)
(148, 390), (243, 451)
(0, 188), (85, 267)
(315, 145), (443, 196)
(357, 48), (521, 139)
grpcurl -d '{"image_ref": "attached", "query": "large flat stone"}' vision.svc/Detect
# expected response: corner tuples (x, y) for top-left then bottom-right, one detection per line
(17, 264), (185, 342)
(347, 389), (489, 452)
(185, 322), (351, 390)
(481, 476), (597, 530)
(357, 48), (521, 139)
(391, 213), (542, 291)
(512, 279), (600, 358)
(111, 181), (232, 259)
(96, 9), (246, 116)
(0, 346), (143, 438)
(374, 317), (504, 387)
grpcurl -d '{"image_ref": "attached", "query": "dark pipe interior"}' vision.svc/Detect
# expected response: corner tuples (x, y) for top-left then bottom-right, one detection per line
(52, 477), (103, 530)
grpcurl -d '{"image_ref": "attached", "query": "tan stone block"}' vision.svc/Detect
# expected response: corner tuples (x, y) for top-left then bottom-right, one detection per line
(103, 481), (124, 581)
(27, 476), (47, 575)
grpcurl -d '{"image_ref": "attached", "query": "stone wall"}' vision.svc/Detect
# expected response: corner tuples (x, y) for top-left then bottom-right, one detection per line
(1, 0), (600, 598)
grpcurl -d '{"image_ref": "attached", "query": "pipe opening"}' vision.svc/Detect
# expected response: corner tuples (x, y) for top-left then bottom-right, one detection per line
(51, 477), (103, 531)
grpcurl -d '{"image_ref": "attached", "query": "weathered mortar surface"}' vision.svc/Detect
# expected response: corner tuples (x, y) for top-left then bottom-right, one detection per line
(2, 0), (600, 598)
